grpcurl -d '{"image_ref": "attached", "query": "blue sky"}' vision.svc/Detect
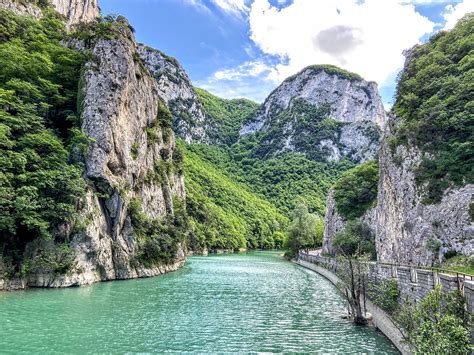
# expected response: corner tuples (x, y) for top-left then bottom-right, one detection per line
(100, 0), (472, 107)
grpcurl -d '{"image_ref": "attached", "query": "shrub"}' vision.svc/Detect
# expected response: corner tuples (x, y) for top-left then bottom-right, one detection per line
(395, 285), (472, 354)
(333, 220), (376, 259)
(368, 279), (400, 314)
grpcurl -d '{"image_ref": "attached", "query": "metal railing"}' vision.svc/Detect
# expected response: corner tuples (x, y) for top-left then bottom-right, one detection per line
(299, 250), (474, 282)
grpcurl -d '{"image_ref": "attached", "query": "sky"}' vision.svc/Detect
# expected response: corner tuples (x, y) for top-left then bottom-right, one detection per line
(99, 0), (474, 108)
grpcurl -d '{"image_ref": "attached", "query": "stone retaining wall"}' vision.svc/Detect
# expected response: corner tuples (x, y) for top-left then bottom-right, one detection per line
(299, 252), (474, 314)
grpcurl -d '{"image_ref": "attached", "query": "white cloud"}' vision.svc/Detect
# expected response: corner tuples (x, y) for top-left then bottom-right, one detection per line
(248, 0), (435, 86)
(180, 0), (250, 16)
(213, 61), (271, 80)
(211, 0), (249, 15)
(443, 0), (474, 30)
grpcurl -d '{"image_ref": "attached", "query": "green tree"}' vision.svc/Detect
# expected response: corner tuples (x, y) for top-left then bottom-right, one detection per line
(396, 285), (472, 354)
(333, 221), (376, 325)
(284, 202), (321, 256)
(333, 221), (376, 260)
(333, 160), (379, 220)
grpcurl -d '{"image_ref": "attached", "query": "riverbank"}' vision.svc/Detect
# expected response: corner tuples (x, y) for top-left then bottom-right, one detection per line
(296, 259), (409, 354)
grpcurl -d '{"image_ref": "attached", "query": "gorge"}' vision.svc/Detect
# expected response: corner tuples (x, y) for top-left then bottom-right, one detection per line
(0, 0), (472, 353)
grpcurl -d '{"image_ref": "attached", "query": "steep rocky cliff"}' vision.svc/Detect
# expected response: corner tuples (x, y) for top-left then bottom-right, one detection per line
(0, 8), (186, 289)
(323, 15), (473, 266)
(374, 120), (473, 265)
(50, 0), (99, 27)
(323, 118), (473, 266)
(31, 18), (185, 287)
(0, 0), (99, 25)
(239, 65), (386, 163)
(138, 45), (210, 143)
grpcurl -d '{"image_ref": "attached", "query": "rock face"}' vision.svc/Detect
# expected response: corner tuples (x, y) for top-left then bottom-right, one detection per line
(322, 191), (376, 255)
(374, 118), (473, 266)
(322, 117), (473, 266)
(322, 191), (345, 255)
(50, 0), (99, 27)
(21, 17), (186, 288)
(239, 65), (385, 163)
(0, 0), (99, 26)
(137, 44), (209, 143)
(0, 0), (43, 18)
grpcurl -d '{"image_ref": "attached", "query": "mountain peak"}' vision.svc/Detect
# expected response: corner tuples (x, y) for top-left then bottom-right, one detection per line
(238, 65), (386, 163)
(286, 64), (364, 83)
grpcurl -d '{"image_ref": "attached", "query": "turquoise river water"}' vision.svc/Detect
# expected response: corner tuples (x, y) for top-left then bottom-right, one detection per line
(0, 251), (399, 353)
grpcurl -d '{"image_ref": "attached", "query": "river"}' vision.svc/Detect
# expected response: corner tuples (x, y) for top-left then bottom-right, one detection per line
(0, 251), (399, 353)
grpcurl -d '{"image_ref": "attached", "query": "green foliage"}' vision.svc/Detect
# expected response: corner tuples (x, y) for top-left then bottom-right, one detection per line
(285, 64), (363, 83)
(440, 255), (474, 275)
(156, 97), (173, 129)
(367, 279), (400, 314)
(333, 160), (379, 220)
(195, 87), (259, 145)
(70, 14), (135, 46)
(28, 243), (76, 276)
(284, 202), (323, 256)
(185, 142), (352, 217)
(179, 141), (287, 251)
(130, 142), (139, 160)
(0, 10), (86, 262)
(333, 220), (376, 259)
(129, 197), (188, 266)
(392, 14), (474, 203)
(396, 285), (472, 354)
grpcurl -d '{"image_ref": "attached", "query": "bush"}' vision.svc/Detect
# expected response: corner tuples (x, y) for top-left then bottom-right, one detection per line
(395, 285), (472, 354)
(368, 279), (400, 314)
(333, 220), (376, 259)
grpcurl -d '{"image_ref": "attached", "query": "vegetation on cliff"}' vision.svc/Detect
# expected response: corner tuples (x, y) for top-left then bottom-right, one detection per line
(285, 64), (363, 83)
(0, 9), (86, 266)
(195, 88), (258, 145)
(392, 13), (473, 204)
(333, 160), (379, 220)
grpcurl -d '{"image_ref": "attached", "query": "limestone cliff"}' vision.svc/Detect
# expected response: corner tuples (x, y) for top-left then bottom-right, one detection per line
(1, 15), (186, 290)
(374, 119), (473, 266)
(323, 118), (473, 266)
(239, 65), (385, 163)
(0, 0), (99, 26)
(137, 45), (209, 143)
(50, 0), (99, 27)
